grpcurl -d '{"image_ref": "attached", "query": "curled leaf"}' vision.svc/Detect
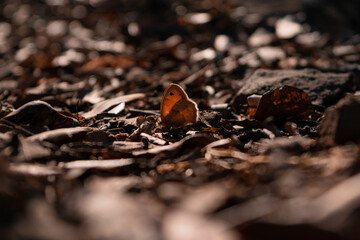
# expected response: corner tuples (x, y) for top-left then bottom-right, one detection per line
(2, 100), (78, 133)
(248, 85), (311, 121)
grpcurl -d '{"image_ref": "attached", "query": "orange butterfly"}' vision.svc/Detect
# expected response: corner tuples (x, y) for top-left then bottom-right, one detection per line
(160, 83), (198, 127)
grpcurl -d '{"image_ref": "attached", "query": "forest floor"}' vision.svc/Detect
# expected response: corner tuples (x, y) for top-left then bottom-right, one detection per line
(1, 0), (360, 239)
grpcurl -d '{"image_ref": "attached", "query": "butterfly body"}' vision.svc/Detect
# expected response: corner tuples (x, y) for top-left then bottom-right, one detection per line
(160, 83), (198, 127)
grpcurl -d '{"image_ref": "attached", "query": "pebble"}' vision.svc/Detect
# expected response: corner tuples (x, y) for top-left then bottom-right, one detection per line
(214, 35), (230, 52)
(256, 46), (286, 64)
(191, 48), (216, 62)
(295, 32), (324, 47)
(275, 17), (302, 39)
(47, 20), (68, 37)
(185, 13), (211, 25)
(248, 28), (274, 47)
(332, 45), (357, 57)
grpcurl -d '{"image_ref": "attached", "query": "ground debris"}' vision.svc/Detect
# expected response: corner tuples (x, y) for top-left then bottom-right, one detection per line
(1, 0), (360, 239)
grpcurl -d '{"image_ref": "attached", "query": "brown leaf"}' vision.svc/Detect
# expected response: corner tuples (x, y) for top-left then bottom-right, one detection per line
(84, 130), (116, 143)
(156, 161), (190, 174)
(22, 51), (54, 69)
(2, 100), (78, 134)
(81, 54), (135, 72)
(249, 85), (312, 121)
(247, 94), (262, 118)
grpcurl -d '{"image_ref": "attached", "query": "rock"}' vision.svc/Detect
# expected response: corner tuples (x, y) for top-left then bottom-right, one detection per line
(214, 35), (230, 52)
(332, 45), (357, 57)
(242, 13), (263, 28)
(191, 48), (216, 62)
(238, 51), (261, 68)
(46, 20), (68, 37)
(295, 32), (326, 48)
(184, 12), (211, 25)
(234, 69), (354, 106)
(256, 46), (286, 65)
(0, 22), (11, 38)
(319, 94), (360, 145)
(275, 17), (302, 39)
(248, 28), (274, 47)
(228, 45), (246, 57)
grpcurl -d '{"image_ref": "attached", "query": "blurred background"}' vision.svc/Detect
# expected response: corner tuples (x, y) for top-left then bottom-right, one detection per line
(1, 0), (360, 74)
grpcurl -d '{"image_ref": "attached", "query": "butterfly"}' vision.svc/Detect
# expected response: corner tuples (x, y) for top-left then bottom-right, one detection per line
(160, 83), (198, 127)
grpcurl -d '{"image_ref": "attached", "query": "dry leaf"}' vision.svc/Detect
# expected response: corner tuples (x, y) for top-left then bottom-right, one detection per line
(249, 85), (312, 121)
(82, 93), (146, 119)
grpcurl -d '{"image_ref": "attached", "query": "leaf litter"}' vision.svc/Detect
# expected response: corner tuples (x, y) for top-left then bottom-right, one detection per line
(1, 0), (360, 240)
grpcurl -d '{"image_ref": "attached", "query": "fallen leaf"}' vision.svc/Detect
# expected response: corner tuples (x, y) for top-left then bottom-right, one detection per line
(133, 133), (215, 158)
(26, 127), (92, 144)
(140, 132), (167, 145)
(2, 100), (78, 133)
(82, 93), (146, 119)
(249, 85), (312, 121)
(8, 163), (61, 176)
(60, 158), (134, 170)
(81, 54), (135, 72)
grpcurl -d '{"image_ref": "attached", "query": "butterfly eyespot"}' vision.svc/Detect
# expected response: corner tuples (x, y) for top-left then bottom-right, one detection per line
(169, 92), (174, 96)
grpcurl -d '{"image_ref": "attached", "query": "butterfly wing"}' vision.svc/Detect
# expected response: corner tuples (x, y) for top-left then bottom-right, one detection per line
(162, 99), (198, 127)
(160, 84), (185, 120)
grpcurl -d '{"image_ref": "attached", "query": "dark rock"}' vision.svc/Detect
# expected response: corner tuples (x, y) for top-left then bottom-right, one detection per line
(235, 69), (354, 106)
(319, 94), (360, 145)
